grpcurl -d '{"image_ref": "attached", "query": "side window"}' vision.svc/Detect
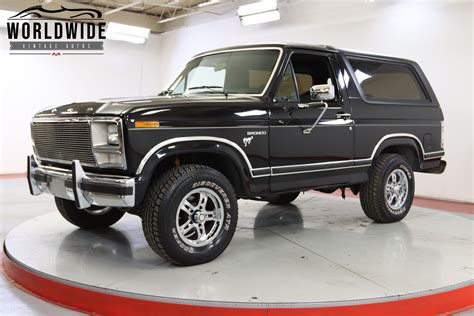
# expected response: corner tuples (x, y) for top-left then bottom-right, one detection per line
(349, 58), (427, 102)
(275, 64), (298, 102)
(291, 53), (337, 104)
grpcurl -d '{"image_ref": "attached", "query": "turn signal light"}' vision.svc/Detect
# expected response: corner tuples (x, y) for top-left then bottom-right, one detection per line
(135, 121), (160, 128)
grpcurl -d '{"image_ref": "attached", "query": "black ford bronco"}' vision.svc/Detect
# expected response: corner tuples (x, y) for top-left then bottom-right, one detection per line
(28, 43), (446, 265)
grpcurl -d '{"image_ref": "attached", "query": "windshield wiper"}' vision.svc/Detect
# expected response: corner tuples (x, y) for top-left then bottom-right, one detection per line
(188, 86), (228, 96)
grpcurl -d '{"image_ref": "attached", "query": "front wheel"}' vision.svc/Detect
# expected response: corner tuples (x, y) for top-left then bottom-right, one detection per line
(142, 164), (238, 266)
(360, 154), (415, 223)
(55, 198), (125, 229)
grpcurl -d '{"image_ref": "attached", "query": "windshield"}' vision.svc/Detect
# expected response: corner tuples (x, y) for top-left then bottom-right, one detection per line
(168, 49), (280, 96)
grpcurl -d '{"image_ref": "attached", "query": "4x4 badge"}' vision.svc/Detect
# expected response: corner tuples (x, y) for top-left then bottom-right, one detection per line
(243, 136), (253, 147)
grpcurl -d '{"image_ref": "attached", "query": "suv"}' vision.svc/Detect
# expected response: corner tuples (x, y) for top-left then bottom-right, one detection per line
(28, 44), (446, 266)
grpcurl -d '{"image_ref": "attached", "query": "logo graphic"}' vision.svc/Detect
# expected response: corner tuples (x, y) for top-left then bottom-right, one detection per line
(243, 136), (253, 147)
(6, 4), (106, 56)
(246, 131), (266, 136)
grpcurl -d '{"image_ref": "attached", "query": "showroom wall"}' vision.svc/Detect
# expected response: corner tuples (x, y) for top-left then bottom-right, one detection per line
(0, 1), (472, 203)
(0, 31), (161, 175)
(156, 0), (473, 203)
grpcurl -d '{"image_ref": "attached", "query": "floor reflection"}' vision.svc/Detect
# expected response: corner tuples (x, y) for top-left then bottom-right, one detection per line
(54, 201), (442, 281)
(253, 204), (304, 228)
(56, 228), (134, 278)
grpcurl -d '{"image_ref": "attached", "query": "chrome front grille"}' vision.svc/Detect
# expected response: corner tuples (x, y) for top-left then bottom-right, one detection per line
(31, 120), (97, 166)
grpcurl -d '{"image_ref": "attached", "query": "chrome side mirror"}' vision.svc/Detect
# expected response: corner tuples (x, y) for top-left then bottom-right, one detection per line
(310, 78), (335, 101)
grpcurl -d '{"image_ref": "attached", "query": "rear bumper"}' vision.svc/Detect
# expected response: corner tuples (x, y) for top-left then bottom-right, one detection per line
(27, 155), (135, 209)
(420, 159), (447, 174)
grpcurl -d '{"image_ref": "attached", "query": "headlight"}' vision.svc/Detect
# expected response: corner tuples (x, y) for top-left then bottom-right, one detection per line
(90, 119), (126, 169)
(107, 124), (120, 146)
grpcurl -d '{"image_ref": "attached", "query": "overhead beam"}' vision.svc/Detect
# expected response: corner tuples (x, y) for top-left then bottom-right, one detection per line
(104, 1), (144, 15)
(158, 10), (201, 23)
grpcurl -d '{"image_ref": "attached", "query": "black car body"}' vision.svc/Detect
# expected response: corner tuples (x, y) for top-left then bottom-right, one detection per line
(28, 43), (446, 265)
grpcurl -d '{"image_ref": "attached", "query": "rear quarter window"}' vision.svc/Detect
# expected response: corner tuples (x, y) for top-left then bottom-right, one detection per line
(349, 58), (428, 103)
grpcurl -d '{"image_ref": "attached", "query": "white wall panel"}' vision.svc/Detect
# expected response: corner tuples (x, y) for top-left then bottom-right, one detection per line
(0, 32), (161, 175)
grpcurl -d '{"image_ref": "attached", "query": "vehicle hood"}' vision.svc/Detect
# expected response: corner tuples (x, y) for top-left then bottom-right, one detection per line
(34, 95), (264, 118)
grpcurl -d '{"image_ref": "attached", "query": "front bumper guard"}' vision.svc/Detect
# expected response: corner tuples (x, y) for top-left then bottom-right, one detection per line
(27, 155), (135, 209)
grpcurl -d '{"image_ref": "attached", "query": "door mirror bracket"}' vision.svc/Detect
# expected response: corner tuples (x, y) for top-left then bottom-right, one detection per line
(302, 101), (329, 134)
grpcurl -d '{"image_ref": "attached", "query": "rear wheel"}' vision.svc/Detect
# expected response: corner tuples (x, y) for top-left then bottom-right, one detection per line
(263, 192), (300, 205)
(55, 197), (125, 229)
(142, 164), (238, 266)
(360, 154), (415, 223)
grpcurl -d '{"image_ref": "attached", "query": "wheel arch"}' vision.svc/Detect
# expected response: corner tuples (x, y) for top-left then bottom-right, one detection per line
(372, 136), (423, 171)
(134, 139), (253, 204)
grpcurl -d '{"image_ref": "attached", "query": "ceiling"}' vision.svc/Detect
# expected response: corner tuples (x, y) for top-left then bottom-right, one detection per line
(82, 0), (233, 24)
(1, 0), (243, 33)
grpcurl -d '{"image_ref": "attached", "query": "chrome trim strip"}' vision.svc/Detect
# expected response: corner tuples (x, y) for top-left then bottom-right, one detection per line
(129, 126), (267, 131)
(32, 117), (118, 122)
(272, 159), (354, 170)
(367, 133), (444, 160)
(169, 47), (284, 97)
(136, 137), (258, 176)
(271, 164), (371, 176)
(136, 134), (444, 178)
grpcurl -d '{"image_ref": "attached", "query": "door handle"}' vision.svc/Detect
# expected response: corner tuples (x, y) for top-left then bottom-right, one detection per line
(336, 113), (351, 120)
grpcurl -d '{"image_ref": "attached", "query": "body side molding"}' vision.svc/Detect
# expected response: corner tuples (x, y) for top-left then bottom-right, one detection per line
(136, 134), (444, 177)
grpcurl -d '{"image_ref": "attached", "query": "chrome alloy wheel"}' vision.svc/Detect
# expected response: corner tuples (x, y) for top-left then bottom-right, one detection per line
(176, 188), (224, 247)
(384, 169), (409, 212)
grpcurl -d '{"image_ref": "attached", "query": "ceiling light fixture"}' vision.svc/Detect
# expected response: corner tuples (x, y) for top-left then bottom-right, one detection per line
(237, 0), (280, 26)
(240, 10), (280, 26)
(0, 10), (18, 28)
(237, 0), (277, 16)
(198, 0), (223, 8)
(106, 22), (150, 44)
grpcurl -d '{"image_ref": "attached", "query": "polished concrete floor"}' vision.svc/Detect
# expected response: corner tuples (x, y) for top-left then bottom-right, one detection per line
(3, 178), (474, 311)
(1, 178), (83, 315)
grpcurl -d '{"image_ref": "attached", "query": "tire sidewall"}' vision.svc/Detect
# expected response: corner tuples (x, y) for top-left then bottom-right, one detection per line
(158, 169), (237, 264)
(379, 157), (415, 220)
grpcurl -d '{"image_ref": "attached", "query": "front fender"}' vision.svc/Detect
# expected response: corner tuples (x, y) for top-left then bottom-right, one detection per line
(134, 138), (253, 204)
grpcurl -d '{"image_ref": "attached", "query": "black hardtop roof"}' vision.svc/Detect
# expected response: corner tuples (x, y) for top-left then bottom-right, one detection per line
(194, 43), (416, 64)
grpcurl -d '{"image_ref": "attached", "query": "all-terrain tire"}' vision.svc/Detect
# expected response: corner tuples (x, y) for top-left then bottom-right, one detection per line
(142, 164), (238, 266)
(55, 197), (125, 229)
(360, 154), (415, 223)
(263, 192), (300, 205)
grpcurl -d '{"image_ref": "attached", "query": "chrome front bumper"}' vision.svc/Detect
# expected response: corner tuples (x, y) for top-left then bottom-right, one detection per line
(27, 155), (135, 209)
